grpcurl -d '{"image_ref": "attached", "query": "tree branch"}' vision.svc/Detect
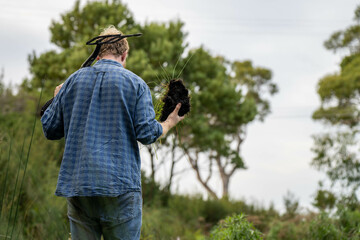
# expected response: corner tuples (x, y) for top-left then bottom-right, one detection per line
(184, 149), (218, 199)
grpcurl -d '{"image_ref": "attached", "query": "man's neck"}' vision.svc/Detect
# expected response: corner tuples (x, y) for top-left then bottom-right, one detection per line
(99, 55), (126, 67)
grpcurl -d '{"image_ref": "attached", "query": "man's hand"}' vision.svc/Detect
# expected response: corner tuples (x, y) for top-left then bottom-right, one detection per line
(54, 83), (64, 97)
(160, 103), (185, 137)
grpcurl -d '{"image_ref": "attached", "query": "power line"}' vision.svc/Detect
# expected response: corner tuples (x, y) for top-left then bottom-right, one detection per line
(0, 4), (353, 25)
(270, 115), (312, 119)
(270, 113), (359, 120)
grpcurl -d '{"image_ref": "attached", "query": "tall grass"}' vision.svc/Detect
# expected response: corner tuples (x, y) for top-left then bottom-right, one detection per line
(0, 137), (12, 220)
(0, 88), (42, 239)
(13, 88), (42, 239)
(5, 138), (25, 238)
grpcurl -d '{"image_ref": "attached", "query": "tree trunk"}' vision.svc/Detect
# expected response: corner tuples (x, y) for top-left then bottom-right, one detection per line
(214, 155), (229, 199)
(222, 175), (230, 199)
(146, 145), (156, 182)
(167, 144), (177, 192)
(185, 150), (219, 199)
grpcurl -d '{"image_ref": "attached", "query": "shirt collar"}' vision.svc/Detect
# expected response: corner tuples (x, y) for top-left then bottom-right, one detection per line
(95, 59), (124, 68)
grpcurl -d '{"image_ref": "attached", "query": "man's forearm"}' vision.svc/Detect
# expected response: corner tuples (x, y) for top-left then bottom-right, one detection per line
(160, 120), (174, 137)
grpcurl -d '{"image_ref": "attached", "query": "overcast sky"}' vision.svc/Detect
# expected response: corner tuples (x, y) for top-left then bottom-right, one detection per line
(1, 0), (358, 212)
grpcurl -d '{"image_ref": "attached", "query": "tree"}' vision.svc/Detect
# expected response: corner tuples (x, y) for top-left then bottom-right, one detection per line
(26, 0), (137, 96)
(24, 0), (188, 183)
(25, 0), (277, 200)
(179, 48), (277, 199)
(282, 191), (300, 220)
(312, 183), (336, 211)
(312, 5), (360, 197)
(126, 19), (188, 184)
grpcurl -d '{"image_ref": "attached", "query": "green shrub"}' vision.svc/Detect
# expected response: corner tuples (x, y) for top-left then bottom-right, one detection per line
(168, 194), (204, 223)
(141, 207), (204, 240)
(209, 214), (263, 240)
(202, 198), (232, 224)
(308, 212), (344, 240)
(266, 218), (308, 240)
(337, 207), (360, 239)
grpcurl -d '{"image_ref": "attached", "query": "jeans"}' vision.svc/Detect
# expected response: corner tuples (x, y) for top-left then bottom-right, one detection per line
(67, 191), (142, 240)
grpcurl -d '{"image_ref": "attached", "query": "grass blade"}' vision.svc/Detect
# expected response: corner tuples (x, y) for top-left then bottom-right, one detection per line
(172, 54), (182, 79)
(0, 136), (12, 220)
(177, 53), (194, 79)
(5, 138), (26, 237)
(10, 88), (43, 239)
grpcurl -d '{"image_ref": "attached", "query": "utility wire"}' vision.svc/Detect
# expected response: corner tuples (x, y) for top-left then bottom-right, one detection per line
(0, 4), (352, 25)
(266, 110), (360, 119)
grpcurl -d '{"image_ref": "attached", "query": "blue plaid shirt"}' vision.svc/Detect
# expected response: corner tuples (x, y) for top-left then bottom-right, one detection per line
(41, 59), (163, 197)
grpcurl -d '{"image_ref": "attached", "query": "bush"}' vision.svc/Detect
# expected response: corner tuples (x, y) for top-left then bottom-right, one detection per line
(209, 214), (263, 240)
(266, 217), (309, 240)
(141, 207), (205, 240)
(336, 206), (360, 239)
(308, 212), (344, 240)
(202, 198), (232, 224)
(0, 119), (69, 239)
(168, 194), (204, 223)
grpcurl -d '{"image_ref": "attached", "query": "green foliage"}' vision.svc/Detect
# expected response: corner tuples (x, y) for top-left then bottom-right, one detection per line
(266, 207), (360, 240)
(141, 201), (270, 240)
(141, 207), (194, 240)
(282, 191), (300, 220)
(182, 49), (261, 145)
(50, 0), (136, 49)
(140, 175), (279, 237)
(209, 214), (263, 240)
(27, 0), (188, 96)
(0, 95), (68, 239)
(312, 189), (336, 211)
(312, 5), (360, 202)
(168, 194), (204, 223)
(311, 130), (360, 191)
(128, 20), (188, 88)
(27, 0), (139, 96)
(141, 170), (173, 207)
(266, 217), (309, 240)
(167, 195), (278, 235)
(313, 5), (360, 127)
(179, 46), (277, 198)
(232, 60), (278, 121)
(312, 53), (360, 127)
(308, 212), (344, 240)
(337, 206), (360, 238)
(202, 198), (233, 224)
(139, 179), (273, 240)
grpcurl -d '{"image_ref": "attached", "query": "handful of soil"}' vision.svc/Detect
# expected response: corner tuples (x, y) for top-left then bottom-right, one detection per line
(159, 79), (190, 122)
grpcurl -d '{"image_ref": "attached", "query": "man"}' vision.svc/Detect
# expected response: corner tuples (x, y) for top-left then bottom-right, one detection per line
(41, 26), (184, 240)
